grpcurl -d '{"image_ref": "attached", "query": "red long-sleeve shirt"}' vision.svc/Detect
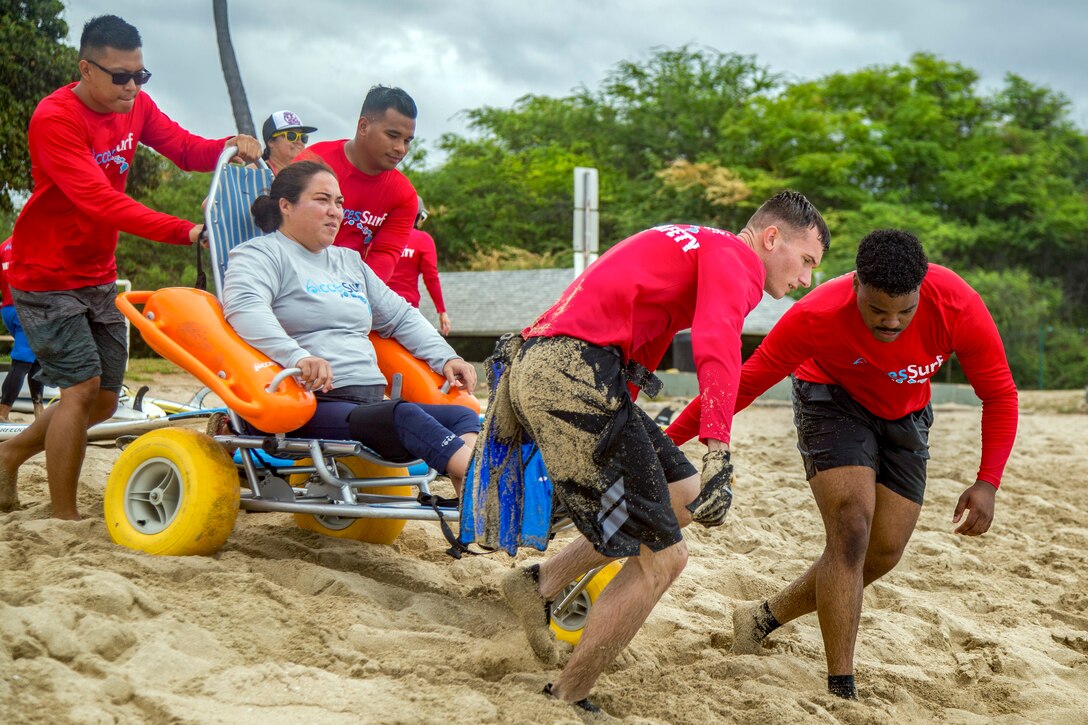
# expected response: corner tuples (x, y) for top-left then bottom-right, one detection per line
(387, 228), (446, 311)
(10, 83), (227, 291)
(0, 238), (13, 307)
(295, 141), (416, 281)
(524, 225), (766, 443)
(667, 265), (1018, 486)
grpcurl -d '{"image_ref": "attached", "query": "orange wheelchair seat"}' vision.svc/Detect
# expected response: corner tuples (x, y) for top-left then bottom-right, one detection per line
(117, 287), (316, 434)
(117, 288), (480, 435)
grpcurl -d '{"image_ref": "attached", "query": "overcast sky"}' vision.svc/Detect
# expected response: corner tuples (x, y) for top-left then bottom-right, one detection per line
(60, 0), (1088, 166)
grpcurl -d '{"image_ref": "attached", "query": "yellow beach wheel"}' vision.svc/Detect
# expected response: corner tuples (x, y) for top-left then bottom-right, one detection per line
(291, 457), (412, 545)
(550, 561), (623, 645)
(105, 428), (239, 556)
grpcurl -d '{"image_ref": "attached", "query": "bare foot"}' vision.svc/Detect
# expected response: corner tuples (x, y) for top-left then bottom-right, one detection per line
(732, 600), (768, 655)
(502, 563), (558, 665)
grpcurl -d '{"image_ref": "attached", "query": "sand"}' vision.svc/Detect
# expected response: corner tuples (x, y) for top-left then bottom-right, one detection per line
(1, 376), (1086, 724)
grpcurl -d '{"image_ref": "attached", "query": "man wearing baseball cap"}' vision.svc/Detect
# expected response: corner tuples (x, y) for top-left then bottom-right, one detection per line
(261, 109), (316, 173)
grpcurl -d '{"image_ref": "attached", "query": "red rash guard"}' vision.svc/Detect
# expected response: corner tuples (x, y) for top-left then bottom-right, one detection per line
(295, 141), (416, 281)
(387, 228), (446, 311)
(667, 265), (1018, 486)
(524, 225), (766, 444)
(11, 83), (226, 292)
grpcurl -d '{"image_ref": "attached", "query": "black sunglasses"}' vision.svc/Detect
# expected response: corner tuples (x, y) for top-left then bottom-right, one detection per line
(86, 58), (152, 86)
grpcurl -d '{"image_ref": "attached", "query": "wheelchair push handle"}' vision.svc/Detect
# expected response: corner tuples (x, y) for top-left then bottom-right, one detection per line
(266, 368), (304, 394)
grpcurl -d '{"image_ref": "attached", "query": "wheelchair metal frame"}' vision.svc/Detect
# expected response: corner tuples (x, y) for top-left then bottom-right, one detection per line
(202, 146), (459, 526)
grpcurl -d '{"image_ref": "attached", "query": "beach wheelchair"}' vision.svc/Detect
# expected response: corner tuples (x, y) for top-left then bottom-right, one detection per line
(103, 147), (618, 645)
(103, 147), (478, 557)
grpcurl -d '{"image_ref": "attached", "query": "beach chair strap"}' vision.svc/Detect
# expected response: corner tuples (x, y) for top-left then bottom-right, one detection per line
(194, 227), (209, 291)
(420, 492), (475, 559)
(420, 491), (502, 560)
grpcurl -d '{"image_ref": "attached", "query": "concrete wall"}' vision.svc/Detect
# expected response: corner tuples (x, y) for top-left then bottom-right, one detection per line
(470, 365), (982, 407)
(650, 371), (982, 406)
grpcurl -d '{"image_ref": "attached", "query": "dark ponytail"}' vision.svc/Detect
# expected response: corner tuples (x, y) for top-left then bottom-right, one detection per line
(250, 160), (335, 234)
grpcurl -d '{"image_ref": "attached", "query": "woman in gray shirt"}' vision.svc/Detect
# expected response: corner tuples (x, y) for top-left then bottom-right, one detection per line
(222, 161), (479, 491)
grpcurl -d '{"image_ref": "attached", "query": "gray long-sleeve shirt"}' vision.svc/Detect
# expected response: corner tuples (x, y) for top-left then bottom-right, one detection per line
(222, 231), (458, 389)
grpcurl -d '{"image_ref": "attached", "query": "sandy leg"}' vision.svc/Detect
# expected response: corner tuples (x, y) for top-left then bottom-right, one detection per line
(0, 447), (18, 512)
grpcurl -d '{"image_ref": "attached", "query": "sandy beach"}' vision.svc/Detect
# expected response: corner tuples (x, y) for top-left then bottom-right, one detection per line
(1, 372), (1086, 724)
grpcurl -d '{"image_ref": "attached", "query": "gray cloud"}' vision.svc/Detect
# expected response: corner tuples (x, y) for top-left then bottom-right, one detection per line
(60, 0), (1088, 162)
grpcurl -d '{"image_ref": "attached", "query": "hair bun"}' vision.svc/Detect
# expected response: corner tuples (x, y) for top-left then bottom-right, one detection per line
(250, 194), (281, 233)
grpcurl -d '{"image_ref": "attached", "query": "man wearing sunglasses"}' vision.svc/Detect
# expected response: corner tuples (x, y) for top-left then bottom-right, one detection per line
(0, 14), (260, 520)
(295, 85), (418, 281)
(261, 110), (317, 173)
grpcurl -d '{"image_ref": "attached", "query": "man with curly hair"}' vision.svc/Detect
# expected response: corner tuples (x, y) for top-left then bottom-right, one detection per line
(667, 229), (1018, 700)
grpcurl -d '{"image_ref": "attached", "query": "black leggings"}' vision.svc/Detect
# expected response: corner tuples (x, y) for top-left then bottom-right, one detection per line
(289, 400), (480, 474)
(1, 360), (43, 407)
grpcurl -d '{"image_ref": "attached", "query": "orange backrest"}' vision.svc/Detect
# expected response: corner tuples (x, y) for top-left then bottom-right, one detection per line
(117, 288), (316, 433)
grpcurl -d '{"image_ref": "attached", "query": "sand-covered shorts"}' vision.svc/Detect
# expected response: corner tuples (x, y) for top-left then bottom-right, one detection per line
(508, 335), (695, 558)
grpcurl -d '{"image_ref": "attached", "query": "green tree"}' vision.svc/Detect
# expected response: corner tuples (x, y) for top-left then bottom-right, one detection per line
(415, 137), (593, 264)
(0, 207), (16, 239)
(1040, 324), (1088, 390)
(0, 0), (77, 211)
(959, 268), (1062, 389)
(413, 46), (779, 266)
(115, 157), (210, 291)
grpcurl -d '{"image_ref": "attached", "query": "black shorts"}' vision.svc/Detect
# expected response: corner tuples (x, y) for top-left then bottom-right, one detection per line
(508, 336), (696, 558)
(792, 378), (933, 505)
(10, 284), (128, 392)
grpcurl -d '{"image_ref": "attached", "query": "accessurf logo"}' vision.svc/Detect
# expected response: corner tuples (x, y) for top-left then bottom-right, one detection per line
(92, 133), (135, 174)
(886, 355), (944, 384)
